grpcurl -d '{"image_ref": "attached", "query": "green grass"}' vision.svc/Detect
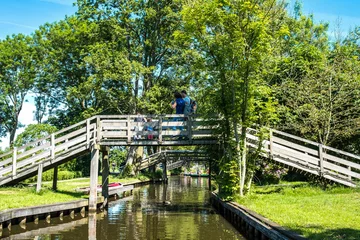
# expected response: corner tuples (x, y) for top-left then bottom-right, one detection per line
(0, 175), (150, 211)
(234, 182), (360, 240)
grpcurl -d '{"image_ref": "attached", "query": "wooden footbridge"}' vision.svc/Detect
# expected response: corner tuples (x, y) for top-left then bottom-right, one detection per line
(0, 114), (360, 211)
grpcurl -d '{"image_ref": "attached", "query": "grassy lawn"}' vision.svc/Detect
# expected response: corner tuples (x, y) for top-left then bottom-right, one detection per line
(0, 176), (150, 211)
(234, 182), (360, 240)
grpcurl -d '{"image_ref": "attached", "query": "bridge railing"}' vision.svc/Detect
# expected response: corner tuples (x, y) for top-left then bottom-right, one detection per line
(98, 114), (219, 145)
(245, 127), (360, 186)
(0, 117), (97, 182)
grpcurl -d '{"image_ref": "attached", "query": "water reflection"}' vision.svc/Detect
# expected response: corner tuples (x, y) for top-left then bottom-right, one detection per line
(2, 176), (244, 240)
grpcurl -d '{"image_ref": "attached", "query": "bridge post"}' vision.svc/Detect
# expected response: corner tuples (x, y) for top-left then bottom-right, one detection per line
(88, 212), (97, 240)
(127, 115), (131, 143)
(269, 130), (273, 157)
(187, 116), (193, 141)
(319, 144), (324, 176)
(158, 116), (163, 143)
(101, 146), (110, 206)
(36, 163), (43, 193)
(12, 147), (17, 177)
(208, 159), (211, 191)
(86, 119), (90, 148)
(51, 133), (55, 160)
(53, 165), (58, 191)
(162, 153), (168, 183)
(89, 144), (100, 212)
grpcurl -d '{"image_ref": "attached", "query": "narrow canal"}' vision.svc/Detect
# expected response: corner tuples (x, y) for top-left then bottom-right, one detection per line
(4, 176), (245, 240)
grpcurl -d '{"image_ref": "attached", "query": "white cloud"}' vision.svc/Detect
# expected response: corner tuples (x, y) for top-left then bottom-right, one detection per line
(40, 0), (74, 6)
(0, 21), (37, 30)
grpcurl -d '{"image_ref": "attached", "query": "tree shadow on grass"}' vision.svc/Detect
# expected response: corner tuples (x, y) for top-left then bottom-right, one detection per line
(53, 189), (86, 198)
(253, 187), (283, 194)
(290, 225), (360, 240)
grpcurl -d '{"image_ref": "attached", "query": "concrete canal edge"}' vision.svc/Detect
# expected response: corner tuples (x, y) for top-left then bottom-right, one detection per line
(0, 179), (160, 232)
(210, 192), (307, 240)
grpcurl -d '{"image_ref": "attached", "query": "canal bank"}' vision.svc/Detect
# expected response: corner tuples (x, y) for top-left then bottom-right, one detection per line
(210, 192), (307, 240)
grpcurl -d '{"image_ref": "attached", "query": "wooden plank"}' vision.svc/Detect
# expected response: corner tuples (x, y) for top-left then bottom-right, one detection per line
(55, 126), (87, 144)
(192, 130), (213, 135)
(162, 130), (189, 135)
(55, 119), (87, 135)
(0, 151), (12, 160)
(272, 136), (319, 156)
(272, 129), (319, 146)
(17, 142), (50, 160)
(101, 122), (127, 128)
(322, 161), (360, 179)
(55, 135), (86, 152)
(322, 145), (360, 161)
(0, 157), (12, 168)
(161, 122), (186, 127)
(272, 143), (319, 166)
(17, 151), (51, 169)
(102, 131), (128, 138)
(0, 165), (11, 176)
(16, 135), (51, 152)
(323, 153), (360, 170)
(102, 125), (128, 130)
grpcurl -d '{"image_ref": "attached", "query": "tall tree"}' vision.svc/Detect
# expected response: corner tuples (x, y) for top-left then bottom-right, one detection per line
(76, 0), (183, 114)
(33, 16), (133, 128)
(179, 0), (286, 196)
(0, 34), (36, 146)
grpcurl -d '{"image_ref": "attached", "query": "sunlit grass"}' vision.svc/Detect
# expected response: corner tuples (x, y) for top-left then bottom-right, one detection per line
(234, 182), (360, 240)
(0, 176), (150, 211)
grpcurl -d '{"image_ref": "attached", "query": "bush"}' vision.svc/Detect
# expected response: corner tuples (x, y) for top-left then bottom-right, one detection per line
(255, 161), (288, 185)
(24, 169), (82, 183)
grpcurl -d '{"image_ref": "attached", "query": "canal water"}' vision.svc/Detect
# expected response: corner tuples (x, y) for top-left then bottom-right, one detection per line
(3, 176), (245, 240)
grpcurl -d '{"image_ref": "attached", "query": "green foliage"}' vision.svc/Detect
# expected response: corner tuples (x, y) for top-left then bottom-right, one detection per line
(24, 169), (82, 183)
(0, 34), (37, 146)
(109, 147), (127, 171)
(122, 164), (133, 178)
(14, 123), (57, 147)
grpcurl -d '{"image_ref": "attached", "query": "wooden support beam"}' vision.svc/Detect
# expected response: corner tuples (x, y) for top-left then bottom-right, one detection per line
(53, 165), (58, 191)
(209, 160), (212, 191)
(89, 144), (100, 212)
(36, 163), (43, 193)
(162, 155), (168, 182)
(101, 147), (110, 204)
(88, 213), (97, 240)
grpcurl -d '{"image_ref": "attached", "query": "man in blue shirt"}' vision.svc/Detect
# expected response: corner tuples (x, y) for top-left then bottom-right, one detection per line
(181, 90), (191, 118)
(170, 91), (185, 131)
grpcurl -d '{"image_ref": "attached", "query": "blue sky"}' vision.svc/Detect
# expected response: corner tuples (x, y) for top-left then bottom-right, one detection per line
(1, 0), (360, 40)
(0, 0), (76, 39)
(290, 0), (360, 36)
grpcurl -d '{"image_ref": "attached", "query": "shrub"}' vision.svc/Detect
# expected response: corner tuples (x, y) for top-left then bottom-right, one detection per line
(24, 169), (82, 183)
